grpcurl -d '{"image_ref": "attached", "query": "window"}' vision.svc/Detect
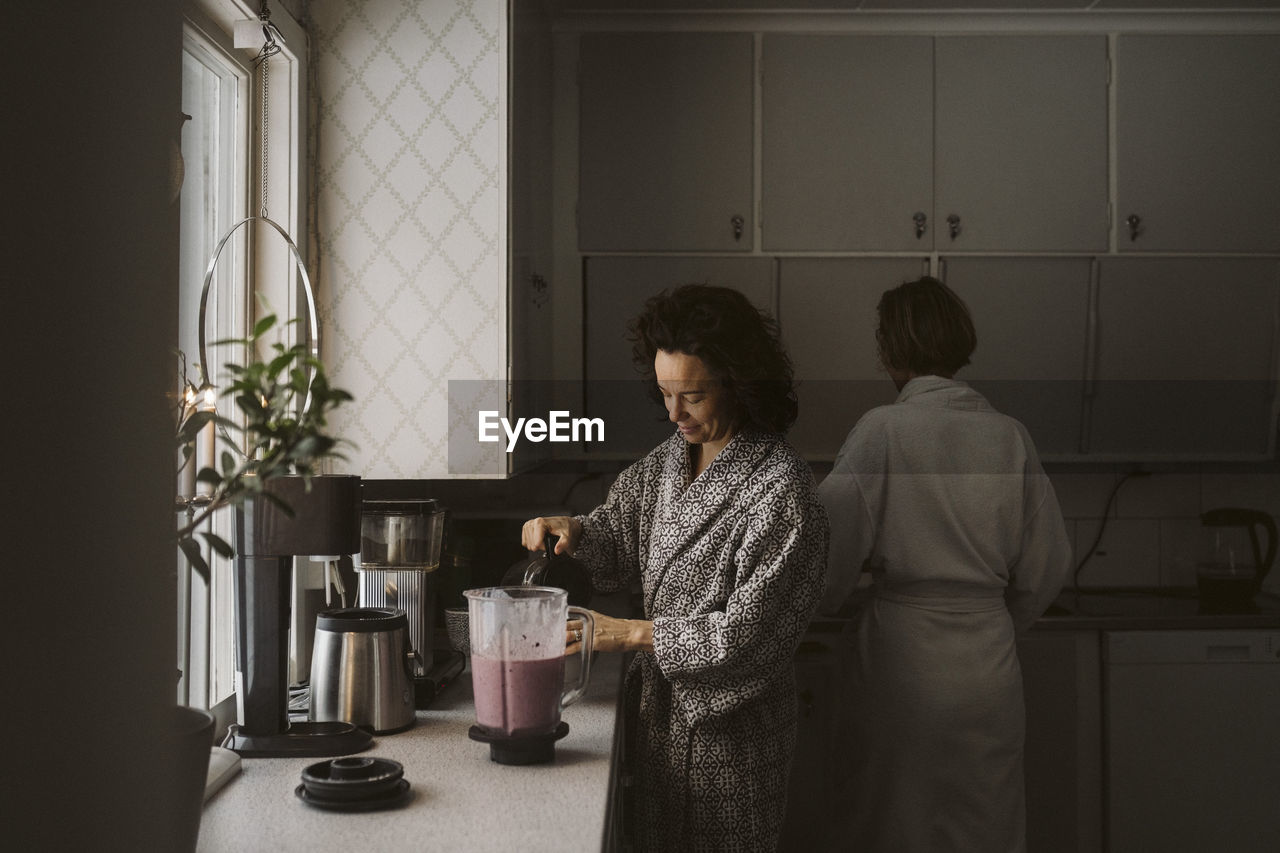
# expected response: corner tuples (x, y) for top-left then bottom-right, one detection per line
(178, 0), (307, 711)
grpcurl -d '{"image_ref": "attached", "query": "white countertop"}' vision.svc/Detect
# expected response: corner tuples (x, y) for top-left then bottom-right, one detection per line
(198, 652), (624, 853)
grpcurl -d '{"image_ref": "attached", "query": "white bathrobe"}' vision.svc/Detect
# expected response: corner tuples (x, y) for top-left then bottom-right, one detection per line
(818, 376), (1072, 853)
(575, 429), (828, 852)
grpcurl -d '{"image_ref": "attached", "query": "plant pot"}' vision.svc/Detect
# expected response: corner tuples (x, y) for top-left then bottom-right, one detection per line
(163, 705), (215, 852)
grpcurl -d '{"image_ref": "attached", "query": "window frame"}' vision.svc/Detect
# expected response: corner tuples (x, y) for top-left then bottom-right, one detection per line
(178, 0), (309, 717)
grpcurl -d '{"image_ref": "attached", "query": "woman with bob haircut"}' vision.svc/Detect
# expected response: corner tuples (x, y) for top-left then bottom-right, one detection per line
(524, 284), (828, 851)
(819, 276), (1072, 853)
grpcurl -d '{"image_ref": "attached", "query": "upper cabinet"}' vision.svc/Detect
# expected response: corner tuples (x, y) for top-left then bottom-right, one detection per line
(762, 36), (934, 252)
(934, 36), (1109, 252)
(1116, 35), (1280, 253)
(761, 34), (1109, 252)
(578, 33), (755, 252)
(1089, 258), (1280, 458)
(940, 256), (1094, 457)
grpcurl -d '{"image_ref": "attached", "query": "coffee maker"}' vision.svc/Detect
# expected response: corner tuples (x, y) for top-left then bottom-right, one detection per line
(356, 499), (457, 706)
(222, 474), (373, 757)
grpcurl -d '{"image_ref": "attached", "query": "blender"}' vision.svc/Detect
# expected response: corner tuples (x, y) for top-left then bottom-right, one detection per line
(464, 586), (595, 765)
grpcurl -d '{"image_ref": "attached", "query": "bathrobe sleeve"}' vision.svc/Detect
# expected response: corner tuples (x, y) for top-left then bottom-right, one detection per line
(1004, 466), (1074, 633)
(816, 419), (881, 615)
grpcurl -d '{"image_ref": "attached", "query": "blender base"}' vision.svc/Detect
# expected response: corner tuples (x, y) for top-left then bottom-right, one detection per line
(468, 721), (569, 765)
(223, 721), (373, 758)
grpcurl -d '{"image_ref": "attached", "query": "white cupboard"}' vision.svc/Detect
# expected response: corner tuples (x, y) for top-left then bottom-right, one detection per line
(940, 256), (1094, 457)
(762, 35), (934, 252)
(1089, 258), (1280, 458)
(780, 258), (927, 458)
(578, 33), (755, 252)
(1116, 34), (1280, 253)
(760, 34), (1109, 252)
(934, 36), (1110, 252)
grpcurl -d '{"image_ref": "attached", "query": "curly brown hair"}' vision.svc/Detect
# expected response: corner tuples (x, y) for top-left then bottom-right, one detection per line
(628, 284), (798, 435)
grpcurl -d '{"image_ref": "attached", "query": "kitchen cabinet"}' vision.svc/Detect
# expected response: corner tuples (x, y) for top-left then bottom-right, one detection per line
(1104, 629), (1280, 851)
(779, 257), (927, 458)
(934, 35), (1109, 252)
(578, 32), (755, 252)
(1018, 629), (1103, 853)
(762, 35), (933, 252)
(1116, 35), (1280, 253)
(583, 256), (775, 457)
(940, 256), (1093, 457)
(760, 35), (1108, 252)
(781, 623), (851, 851)
(1089, 257), (1280, 458)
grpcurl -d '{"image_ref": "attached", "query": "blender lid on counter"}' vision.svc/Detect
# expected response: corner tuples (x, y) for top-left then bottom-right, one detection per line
(295, 757), (411, 812)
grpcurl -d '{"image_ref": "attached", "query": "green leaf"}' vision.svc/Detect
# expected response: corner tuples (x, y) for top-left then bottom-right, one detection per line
(200, 532), (236, 559)
(252, 314), (278, 339)
(196, 466), (222, 487)
(178, 537), (210, 583)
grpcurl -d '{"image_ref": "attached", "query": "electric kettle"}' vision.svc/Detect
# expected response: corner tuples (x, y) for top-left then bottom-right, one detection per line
(1197, 507), (1277, 607)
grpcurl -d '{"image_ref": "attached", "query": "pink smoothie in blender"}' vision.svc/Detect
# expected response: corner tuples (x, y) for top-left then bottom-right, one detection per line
(464, 586), (594, 764)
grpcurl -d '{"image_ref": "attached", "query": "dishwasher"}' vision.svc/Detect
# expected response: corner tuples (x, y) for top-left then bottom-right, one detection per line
(1104, 630), (1280, 852)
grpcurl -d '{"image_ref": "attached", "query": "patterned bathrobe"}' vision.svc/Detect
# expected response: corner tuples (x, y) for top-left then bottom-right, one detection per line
(574, 429), (828, 852)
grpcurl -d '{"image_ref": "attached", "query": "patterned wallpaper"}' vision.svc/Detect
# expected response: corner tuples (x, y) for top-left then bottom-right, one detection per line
(310, 0), (506, 478)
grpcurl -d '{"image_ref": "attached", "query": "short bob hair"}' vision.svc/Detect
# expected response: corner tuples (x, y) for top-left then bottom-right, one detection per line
(876, 276), (977, 377)
(629, 284), (798, 435)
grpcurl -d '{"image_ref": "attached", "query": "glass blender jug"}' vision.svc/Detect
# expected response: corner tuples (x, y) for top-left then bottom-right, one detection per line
(464, 586), (594, 764)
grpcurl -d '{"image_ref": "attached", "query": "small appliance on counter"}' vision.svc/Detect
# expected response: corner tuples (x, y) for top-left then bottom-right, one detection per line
(501, 532), (593, 607)
(224, 474), (373, 757)
(1197, 507), (1277, 611)
(464, 586), (594, 765)
(310, 607), (417, 734)
(356, 499), (463, 707)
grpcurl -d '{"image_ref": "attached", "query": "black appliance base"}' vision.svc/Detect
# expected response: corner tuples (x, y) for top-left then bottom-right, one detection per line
(223, 721), (372, 758)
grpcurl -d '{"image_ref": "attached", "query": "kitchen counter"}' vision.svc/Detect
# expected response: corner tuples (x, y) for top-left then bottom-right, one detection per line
(1033, 588), (1280, 631)
(198, 652), (625, 853)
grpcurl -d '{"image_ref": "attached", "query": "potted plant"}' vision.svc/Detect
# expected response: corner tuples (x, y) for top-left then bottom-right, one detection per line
(174, 312), (353, 578)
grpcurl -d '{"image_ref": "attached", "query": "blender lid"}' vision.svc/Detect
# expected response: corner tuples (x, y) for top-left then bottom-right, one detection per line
(297, 757), (410, 811)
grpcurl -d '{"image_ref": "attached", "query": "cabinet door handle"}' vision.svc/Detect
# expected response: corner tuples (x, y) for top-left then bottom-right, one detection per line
(1125, 213), (1142, 242)
(913, 211), (927, 239)
(947, 214), (961, 241)
(730, 214), (745, 242)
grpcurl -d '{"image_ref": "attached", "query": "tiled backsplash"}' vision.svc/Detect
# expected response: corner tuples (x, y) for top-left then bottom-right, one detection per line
(395, 465), (1280, 597)
(1051, 471), (1280, 593)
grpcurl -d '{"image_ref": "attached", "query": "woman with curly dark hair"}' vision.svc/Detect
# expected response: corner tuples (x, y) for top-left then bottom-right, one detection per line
(523, 284), (828, 851)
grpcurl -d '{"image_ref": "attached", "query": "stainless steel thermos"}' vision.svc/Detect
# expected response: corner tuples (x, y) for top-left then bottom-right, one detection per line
(309, 607), (416, 734)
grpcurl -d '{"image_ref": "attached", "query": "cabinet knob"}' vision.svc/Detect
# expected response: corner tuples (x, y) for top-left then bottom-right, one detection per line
(912, 212), (927, 240)
(947, 214), (961, 241)
(1126, 213), (1143, 242)
(730, 214), (745, 242)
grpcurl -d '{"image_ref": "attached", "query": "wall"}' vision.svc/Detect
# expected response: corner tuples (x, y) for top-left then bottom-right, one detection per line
(3, 2), (185, 847)
(309, 0), (507, 478)
(1052, 469), (1280, 595)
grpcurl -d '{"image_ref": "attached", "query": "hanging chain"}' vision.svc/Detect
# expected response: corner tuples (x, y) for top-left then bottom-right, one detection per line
(260, 57), (269, 218)
(253, 1), (281, 219)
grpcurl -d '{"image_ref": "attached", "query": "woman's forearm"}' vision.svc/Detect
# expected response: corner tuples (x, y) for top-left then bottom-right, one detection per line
(571, 611), (654, 654)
